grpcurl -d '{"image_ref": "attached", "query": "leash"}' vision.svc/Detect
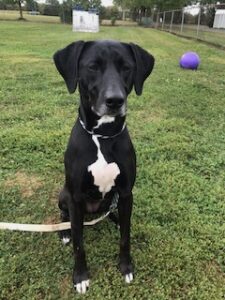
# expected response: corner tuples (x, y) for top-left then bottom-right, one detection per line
(0, 193), (119, 232)
(1, 115), (123, 233)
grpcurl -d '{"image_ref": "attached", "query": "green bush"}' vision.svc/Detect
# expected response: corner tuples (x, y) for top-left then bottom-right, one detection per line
(111, 16), (116, 26)
(206, 7), (215, 28)
(59, 4), (72, 23)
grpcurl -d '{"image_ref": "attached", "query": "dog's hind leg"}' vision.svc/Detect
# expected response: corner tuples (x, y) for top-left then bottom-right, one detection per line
(108, 212), (120, 229)
(58, 186), (71, 245)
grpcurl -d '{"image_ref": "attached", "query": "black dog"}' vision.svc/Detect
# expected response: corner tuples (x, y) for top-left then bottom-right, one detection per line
(53, 40), (154, 294)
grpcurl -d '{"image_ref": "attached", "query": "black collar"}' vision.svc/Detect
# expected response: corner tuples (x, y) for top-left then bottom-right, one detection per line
(79, 117), (126, 139)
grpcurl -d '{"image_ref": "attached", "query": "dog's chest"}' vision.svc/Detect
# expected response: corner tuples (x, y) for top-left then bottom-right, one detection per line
(88, 135), (120, 197)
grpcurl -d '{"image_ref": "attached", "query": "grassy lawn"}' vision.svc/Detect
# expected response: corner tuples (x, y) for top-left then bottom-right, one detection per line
(0, 10), (60, 23)
(181, 26), (225, 48)
(1, 21), (225, 299)
(161, 24), (225, 48)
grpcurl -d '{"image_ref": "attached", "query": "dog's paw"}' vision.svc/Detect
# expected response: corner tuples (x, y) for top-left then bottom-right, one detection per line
(58, 230), (71, 245)
(125, 272), (133, 284)
(74, 279), (90, 294)
(119, 259), (134, 284)
(73, 270), (90, 294)
(62, 236), (71, 245)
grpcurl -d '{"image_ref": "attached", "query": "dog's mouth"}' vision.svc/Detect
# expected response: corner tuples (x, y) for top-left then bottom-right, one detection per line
(106, 108), (126, 118)
(91, 105), (127, 118)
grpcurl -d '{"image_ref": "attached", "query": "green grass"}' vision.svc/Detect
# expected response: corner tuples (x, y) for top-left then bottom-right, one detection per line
(1, 21), (225, 300)
(162, 23), (225, 48)
(0, 10), (60, 23)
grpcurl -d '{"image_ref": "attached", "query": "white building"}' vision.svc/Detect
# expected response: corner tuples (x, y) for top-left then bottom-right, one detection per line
(73, 9), (99, 32)
(213, 9), (225, 29)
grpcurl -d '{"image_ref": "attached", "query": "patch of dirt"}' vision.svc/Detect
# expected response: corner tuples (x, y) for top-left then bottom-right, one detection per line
(44, 214), (60, 225)
(49, 188), (61, 205)
(59, 275), (73, 298)
(4, 171), (42, 198)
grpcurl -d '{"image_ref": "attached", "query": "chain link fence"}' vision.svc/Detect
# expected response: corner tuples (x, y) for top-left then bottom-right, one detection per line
(153, 4), (225, 48)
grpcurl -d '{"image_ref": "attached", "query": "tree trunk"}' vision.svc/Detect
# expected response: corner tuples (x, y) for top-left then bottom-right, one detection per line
(18, 0), (23, 19)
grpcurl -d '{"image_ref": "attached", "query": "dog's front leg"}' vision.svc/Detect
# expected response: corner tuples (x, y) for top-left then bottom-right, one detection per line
(118, 193), (134, 284)
(69, 196), (89, 294)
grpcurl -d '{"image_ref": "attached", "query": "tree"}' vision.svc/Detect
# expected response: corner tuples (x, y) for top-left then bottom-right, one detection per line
(114, 0), (193, 12)
(89, 0), (101, 9)
(151, 0), (193, 11)
(43, 0), (60, 16)
(114, 0), (154, 22)
(8, 0), (24, 19)
(17, 0), (23, 18)
(194, 0), (217, 4)
(26, 0), (38, 11)
(59, 0), (101, 23)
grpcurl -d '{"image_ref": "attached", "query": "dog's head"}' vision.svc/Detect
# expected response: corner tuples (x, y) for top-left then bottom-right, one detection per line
(54, 40), (154, 117)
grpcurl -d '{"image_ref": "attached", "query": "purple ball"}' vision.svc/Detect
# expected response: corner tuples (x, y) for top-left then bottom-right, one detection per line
(180, 52), (200, 70)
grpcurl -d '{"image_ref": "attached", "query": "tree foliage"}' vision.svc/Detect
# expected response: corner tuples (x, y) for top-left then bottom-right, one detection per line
(26, 0), (38, 11)
(67, 0), (101, 10)
(113, 0), (220, 24)
(59, 0), (102, 24)
(114, 0), (190, 11)
(113, 0), (220, 12)
(1, 0), (101, 20)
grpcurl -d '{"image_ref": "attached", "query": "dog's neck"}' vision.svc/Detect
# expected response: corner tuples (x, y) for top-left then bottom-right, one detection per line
(78, 102), (126, 138)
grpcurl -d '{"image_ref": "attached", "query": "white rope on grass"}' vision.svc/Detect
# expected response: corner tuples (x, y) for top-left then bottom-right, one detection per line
(0, 193), (119, 232)
(0, 211), (111, 232)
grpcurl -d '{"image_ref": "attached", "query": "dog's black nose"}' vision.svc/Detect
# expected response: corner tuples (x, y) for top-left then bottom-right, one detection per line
(106, 97), (124, 109)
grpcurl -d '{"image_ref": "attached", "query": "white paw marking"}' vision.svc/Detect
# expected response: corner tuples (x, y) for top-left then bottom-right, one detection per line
(88, 135), (120, 198)
(125, 273), (133, 284)
(62, 237), (70, 245)
(75, 280), (90, 294)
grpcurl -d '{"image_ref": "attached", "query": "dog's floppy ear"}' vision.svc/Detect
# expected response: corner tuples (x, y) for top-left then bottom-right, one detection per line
(53, 41), (85, 93)
(130, 43), (155, 96)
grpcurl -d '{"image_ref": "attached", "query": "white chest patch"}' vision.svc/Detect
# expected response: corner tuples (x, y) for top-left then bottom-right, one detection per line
(88, 135), (120, 197)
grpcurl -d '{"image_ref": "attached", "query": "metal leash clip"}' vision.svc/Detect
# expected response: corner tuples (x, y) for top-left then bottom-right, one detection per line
(109, 192), (119, 212)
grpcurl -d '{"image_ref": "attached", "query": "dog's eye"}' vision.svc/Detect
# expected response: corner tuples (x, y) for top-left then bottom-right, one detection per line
(122, 65), (131, 73)
(88, 63), (99, 72)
